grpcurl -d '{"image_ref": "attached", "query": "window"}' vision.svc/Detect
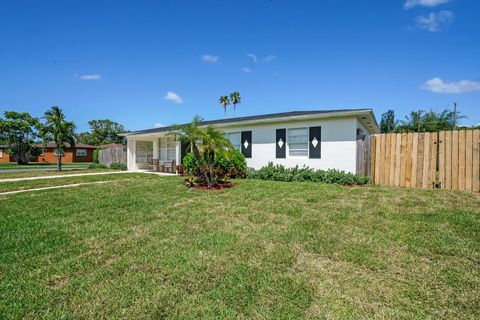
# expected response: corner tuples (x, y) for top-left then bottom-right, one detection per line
(288, 127), (308, 156)
(226, 132), (241, 151)
(54, 149), (65, 157)
(76, 149), (87, 157)
(159, 137), (176, 161)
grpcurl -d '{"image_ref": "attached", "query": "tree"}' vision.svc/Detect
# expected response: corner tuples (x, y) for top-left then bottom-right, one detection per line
(168, 115), (212, 186)
(77, 119), (126, 145)
(41, 106), (76, 171)
(395, 109), (463, 132)
(379, 110), (397, 133)
(0, 111), (40, 164)
(229, 92), (241, 113)
(201, 126), (233, 185)
(219, 96), (230, 116)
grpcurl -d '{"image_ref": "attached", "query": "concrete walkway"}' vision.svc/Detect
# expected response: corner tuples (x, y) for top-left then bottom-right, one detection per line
(0, 167), (88, 173)
(0, 171), (131, 183)
(0, 180), (126, 196)
(0, 170), (176, 183)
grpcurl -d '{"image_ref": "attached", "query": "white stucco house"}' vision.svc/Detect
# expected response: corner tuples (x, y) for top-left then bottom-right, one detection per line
(124, 109), (379, 174)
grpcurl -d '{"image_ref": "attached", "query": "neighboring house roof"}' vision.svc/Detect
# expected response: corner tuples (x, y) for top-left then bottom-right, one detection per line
(34, 142), (97, 149)
(99, 143), (125, 149)
(125, 108), (379, 136)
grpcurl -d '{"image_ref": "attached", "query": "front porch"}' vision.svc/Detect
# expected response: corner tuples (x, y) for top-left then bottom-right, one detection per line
(126, 133), (189, 173)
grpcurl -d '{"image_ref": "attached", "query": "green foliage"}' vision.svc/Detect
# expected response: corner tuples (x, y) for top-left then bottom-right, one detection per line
(380, 110), (397, 133)
(77, 119), (127, 145)
(183, 149), (247, 180)
(93, 147), (100, 163)
(248, 163), (370, 185)
(88, 163), (107, 169)
(109, 162), (127, 171)
(0, 111), (41, 164)
(41, 106), (76, 171)
(395, 109), (464, 132)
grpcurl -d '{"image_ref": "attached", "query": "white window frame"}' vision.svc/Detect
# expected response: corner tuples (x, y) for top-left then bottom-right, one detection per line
(226, 132), (241, 151)
(159, 137), (176, 161)
(288, 127), (309, 157)
(76, 149), (88, 157)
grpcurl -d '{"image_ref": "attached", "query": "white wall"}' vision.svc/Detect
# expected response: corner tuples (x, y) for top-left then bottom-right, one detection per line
(127, 116), (363, 173)
(220, 117), (358, 173)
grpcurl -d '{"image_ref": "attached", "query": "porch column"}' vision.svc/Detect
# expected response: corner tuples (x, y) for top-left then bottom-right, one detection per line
(152, 138), (159, 160)
(127, 137), (136, 171)
(175, 141), (181, 175)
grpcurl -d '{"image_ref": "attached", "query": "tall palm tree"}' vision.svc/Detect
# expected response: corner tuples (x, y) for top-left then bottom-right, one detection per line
(229, 92), (241, 113)
(168, 115), (212, 186)
(219, 96), (230, 116)
(201, 126), (233, 184)
(42, 106), (76, 171)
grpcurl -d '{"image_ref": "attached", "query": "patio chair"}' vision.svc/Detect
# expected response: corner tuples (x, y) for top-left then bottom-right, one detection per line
(148, 159), (159, 172)
(163, 160), (175, 174)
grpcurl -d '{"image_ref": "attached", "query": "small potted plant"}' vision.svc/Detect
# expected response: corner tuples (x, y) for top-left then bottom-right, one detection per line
(176, 164), (185, 175)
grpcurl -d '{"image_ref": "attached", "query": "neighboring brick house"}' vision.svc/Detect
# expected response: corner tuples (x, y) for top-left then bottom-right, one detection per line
(0, 143), (96, 163)
(0, 145), (12, 163)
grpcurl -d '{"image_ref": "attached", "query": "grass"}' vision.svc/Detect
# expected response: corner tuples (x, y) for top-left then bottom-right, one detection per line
(0, 162), (92, 170)
(0, 175), (479, 318)
(0, 168), (112, 180)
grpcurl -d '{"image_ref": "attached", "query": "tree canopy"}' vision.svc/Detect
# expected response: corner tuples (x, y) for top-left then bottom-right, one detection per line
(0, 111), (41, 164)
(379, 108), (465, 133)
(77, 119), (126, 145)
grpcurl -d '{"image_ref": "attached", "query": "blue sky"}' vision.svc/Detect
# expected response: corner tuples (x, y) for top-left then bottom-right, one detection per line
(0, 0), (479, 132)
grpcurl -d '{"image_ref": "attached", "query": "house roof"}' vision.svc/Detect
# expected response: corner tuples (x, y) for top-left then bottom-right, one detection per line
(125, 108), (379, 136)
(35, 142), (97, 149)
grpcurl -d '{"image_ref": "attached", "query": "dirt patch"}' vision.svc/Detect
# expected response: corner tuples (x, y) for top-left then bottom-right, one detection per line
(192, 183), (236, 191)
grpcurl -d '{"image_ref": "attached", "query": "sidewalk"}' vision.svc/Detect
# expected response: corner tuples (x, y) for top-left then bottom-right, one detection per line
(0, 170), (177, 183)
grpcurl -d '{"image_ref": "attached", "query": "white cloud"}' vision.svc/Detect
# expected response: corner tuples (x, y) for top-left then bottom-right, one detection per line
(247, 53), (257, 63)
(415, 11), (453, 32)
(154, 122), (165, 128)
(164, 91), (183, 103)
(263, 54), (276, 62)
(201, 54), (219, 63)
(79, 74), (101, 80)
(404, 0), (450, 9)
(422, 77), (480, 94)
(242, 67), (251, 73)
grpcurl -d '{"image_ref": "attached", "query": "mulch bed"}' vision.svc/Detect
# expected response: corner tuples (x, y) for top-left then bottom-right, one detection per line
(192, 183), (236, 191)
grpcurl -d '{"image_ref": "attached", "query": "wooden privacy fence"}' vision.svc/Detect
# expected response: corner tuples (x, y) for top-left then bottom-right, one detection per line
(98, 146), (127, 167)
(370, 130), (480, 192)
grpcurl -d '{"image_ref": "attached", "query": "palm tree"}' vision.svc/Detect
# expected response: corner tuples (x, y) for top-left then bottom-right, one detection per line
(219, 96), (230, 116)
(42, 106), (76, 171)
(168, 115), (212, 186)
(229, 92), (241, 113)
(201, 126), (233, 184)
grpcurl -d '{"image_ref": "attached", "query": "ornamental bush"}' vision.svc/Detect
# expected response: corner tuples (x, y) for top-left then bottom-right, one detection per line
(247, 163), (370, 185)
(182, 149), (247, 179)
(110, 162), (127, 171)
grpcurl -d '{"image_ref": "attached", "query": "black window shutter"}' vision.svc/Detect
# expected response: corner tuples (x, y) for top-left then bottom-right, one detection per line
(241, 131), (252, 158)
(276, 129), (286, 158)
(309, 126), (321, 159)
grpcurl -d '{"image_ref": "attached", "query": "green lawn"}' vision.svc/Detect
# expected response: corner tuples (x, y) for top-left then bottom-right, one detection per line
(0, 162), (92, 170)
(0, 175), (479, 318)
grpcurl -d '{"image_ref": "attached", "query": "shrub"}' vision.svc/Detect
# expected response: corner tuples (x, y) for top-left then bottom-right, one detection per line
(93, 147), (100, 164)
(88, 163), (107, 169)
(182, 149), (247, 179)
(247, 163), (370, 185)
(110, 162), (127, 171)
